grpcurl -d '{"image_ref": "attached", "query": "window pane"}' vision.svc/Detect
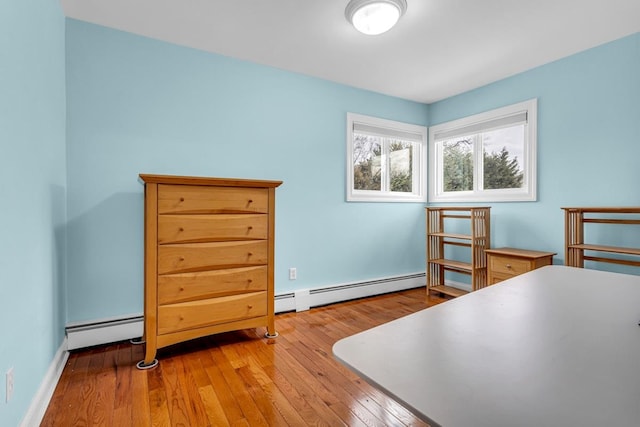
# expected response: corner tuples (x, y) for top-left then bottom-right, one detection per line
(347, 112), (426, 202)
(428, 99), (536, 202)
(482, 125), (525, 190)
(442, 136), (474, 192)
(389, 139), (413, 193)
(353, 133), (382, 191)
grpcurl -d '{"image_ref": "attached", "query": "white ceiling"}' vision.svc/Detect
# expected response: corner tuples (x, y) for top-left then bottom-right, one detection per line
(60, 0), (639, 104)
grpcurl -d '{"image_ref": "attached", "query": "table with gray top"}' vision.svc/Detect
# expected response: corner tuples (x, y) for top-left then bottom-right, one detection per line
(333, 266), (640, 427)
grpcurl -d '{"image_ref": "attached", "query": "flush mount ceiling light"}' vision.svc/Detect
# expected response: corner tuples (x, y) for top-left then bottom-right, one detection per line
(345, 0), (407, 35)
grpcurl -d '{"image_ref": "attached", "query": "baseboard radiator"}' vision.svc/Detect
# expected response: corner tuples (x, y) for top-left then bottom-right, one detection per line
(66, 315), (144, 350)
(275, 272), (426, 313)
(66, 272), (426, 350)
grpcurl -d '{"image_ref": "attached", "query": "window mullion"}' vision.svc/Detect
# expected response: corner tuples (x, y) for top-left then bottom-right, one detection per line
(381, 138), (389, 192)
(435, 141), (443, 195)
(412, 141), (420, 196)
(475, 133), (484, 192)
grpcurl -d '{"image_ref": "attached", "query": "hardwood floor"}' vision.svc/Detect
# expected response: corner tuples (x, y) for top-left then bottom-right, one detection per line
(42, 288), (448, 426)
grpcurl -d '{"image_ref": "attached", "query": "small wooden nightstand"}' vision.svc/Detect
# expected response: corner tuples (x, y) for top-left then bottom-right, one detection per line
(485, 248), (556, 285)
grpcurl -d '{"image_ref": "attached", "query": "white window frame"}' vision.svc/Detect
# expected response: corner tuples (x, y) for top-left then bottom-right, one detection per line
(428, 99), (537, 203)
(347, 113), (427, 202)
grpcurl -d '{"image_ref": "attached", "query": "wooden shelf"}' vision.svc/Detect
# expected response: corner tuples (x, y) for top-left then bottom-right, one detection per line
(428, 232), (472, 240)
(562, 206), (640, 214)
(567, 244), (640, 256)
(429, 258), (472, 273)
(428, 285), (469, 298)
(563, 207), (640, 269)
(426, 207), (490, 297)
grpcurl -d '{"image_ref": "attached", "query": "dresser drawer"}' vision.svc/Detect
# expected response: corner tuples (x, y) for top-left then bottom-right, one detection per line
(158, 291), (267, 335)
(158, 240), (268, 274)
(489, 256), (531, 276)
(158, 214), (268, 244)
(158, 266), (268, 304)
(158, 184), (268, 214)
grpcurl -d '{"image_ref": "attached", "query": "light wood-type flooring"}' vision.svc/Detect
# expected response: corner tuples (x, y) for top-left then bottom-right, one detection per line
(41, 288), (448, 426)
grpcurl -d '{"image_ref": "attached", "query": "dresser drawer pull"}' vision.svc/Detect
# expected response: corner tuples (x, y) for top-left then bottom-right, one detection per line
(248, 305), (253, 309)
(179, 257), (185, 261)
(248, 226), (253, 230)
(179, 227), (184, 232)
(179, 197), (185, 202)
(506, 264), (512, 269)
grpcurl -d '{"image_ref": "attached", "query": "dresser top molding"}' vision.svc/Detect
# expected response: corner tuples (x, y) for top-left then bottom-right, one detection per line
(139, 174), (283, 188)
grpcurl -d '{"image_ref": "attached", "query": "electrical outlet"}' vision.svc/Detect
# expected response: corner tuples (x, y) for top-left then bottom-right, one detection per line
(6, 367), (14, 403)
(289, 267), (297, 280)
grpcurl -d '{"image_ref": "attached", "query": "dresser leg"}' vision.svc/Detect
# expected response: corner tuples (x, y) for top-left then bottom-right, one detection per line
(136, 342), (159, 369)
(136, 359), (158, 370)
(130, 337), (145, 345)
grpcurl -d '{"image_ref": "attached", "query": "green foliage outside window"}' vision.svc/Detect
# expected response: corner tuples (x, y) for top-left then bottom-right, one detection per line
(484, 147), (523, 189)
(443, 140), (473, 192)
(353, 135), (381, 191)
(353, 137), (413, 193)
(443, 139), (523, 192)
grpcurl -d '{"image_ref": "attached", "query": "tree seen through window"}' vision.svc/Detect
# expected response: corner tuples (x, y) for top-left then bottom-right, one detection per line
(442, 133), (524, 192)
(353, 134), (413, 193)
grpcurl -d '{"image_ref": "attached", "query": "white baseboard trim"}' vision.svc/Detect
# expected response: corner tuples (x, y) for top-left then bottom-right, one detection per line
(65, 272), (429, 350)
(20, 338), (69, 427)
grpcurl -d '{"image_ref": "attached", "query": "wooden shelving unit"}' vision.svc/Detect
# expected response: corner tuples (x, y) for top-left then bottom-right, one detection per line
(426, 207), (490, 297)
(562, 207), (640, 268)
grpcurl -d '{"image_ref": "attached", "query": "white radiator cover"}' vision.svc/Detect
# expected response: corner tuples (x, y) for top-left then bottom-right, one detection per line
(275, 272), (428, 312)
(66, 315), (144, 350)
(66, 272), (439, 350)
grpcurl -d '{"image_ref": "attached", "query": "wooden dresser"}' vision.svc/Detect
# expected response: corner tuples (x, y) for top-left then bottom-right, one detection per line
(137, 174), (282, 369)
(485, 247), (555, 285)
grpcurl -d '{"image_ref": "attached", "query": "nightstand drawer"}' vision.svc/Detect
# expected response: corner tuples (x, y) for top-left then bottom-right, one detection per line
(489, 256), (531, 276)
(490, 271), (516, 284)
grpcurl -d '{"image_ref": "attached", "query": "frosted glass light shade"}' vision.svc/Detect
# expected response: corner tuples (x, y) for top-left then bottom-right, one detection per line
(345, 0), (407, 35)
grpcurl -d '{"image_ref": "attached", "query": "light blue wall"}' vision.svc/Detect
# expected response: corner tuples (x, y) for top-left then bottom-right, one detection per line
(65, 20), (429, 323)
(429, 33), (640, 273)
(0, 1), (67, 425)
(1, 7), (637, 424)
